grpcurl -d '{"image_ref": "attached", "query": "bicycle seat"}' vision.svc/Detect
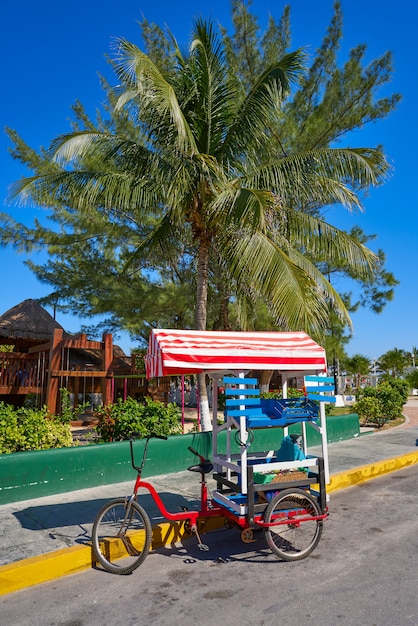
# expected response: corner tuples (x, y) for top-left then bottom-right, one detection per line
(187, 460), (213, 474)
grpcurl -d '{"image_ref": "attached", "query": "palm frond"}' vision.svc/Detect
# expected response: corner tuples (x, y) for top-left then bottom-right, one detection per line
(173, 19), (237, 156)
(209, 185), (273, 233)
(10, 169), (161, 217)
(223, 49), (306, 157)
(240, 147), (389, 210)
(282, 209), (379, 277)
(114, 39), (198, 155)
(217, 228), (335, 331)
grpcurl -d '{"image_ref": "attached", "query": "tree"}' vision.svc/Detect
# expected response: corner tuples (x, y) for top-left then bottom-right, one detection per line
(221, 1), (399, 326)
(410, 346), (418, 368)
(344, 353), (371, 389)
(3, 13), (394, 430)
(3, 2), (399, 340)
(406, 369), (418, 391)
(377, 348), (410, 378)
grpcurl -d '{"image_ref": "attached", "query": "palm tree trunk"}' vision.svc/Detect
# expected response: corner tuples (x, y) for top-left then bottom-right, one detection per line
(195, 236), (212, 432)
(259, 370), (273, 394)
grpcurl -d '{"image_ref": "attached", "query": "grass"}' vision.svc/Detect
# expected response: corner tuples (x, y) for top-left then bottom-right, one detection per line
(357, 415), (406, 430)
(381, 415), (406, 429)
(328, 407), (353, 416)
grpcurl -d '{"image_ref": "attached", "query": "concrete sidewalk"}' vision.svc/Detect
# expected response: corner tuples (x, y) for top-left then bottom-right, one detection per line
(1, 404), (418, 596)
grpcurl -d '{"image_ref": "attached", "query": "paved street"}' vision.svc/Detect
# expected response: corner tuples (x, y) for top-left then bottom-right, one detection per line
(0, 399), (417, 598)
(1, 464), (418, 625)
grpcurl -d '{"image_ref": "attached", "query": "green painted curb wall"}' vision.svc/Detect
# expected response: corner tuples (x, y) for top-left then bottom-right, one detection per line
(0, 413), (359, 505)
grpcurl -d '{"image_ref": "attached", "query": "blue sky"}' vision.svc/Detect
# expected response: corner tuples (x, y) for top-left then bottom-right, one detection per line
(1, 0), (416, 360)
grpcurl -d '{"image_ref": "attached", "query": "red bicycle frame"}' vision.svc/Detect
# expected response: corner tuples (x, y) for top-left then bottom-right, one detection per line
(129, 437), (222, 540)
(131, 474), (222, 526)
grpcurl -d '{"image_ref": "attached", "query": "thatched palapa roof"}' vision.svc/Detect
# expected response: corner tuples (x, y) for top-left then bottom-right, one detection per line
(0, 300), (131, 365)
(0, 299), (65, 345)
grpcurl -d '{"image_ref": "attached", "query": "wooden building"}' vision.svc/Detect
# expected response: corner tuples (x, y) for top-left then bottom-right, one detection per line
(0, 299), (156, 414)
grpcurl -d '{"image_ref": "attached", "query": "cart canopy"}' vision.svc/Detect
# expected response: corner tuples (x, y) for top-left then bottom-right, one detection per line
(144, 329), (327, 378)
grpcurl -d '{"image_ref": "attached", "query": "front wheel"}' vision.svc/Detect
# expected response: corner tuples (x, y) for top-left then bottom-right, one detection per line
(92, 498), (152, 574)
(263, 488), (323, 561)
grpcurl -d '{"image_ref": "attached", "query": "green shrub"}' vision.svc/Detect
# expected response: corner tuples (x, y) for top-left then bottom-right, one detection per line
(354, 396), (383, 427)
(260, 388), (304, 399)
(58, 387), (89, 424)
(0, 403), (25, 453)
(0, 402), (73, 454)
(378, 376), (409, 404)
(354, 377), (407, 427)
(94, 396), (182, 442)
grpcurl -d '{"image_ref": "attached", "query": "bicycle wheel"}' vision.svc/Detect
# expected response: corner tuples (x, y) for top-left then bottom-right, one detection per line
(92, 498), (152, 574)
(263, 488), (323, 561)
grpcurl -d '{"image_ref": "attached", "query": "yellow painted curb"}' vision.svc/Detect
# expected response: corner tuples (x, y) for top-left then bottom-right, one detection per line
(0, 544), (92, 597)
(328, 451), (418, 493)
(2, 452), (418, 596)
(0, 516), (226, 597)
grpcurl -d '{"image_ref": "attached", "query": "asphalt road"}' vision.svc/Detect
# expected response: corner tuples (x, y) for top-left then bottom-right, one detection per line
(2, 464), (418, 626)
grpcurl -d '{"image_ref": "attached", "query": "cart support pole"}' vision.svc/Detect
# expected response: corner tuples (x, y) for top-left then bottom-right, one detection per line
(319, 402), (330, 484)
(212, 377), (218, 463)
(247, 466), (255, 525)
(318, 457), (327, 513)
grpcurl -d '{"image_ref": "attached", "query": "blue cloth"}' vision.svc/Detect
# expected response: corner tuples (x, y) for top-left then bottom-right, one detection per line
(275, 435), (306, 462)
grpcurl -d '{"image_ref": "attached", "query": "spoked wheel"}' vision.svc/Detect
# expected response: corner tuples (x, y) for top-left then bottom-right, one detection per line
(263, 488), (323, 561)
(92, 498), (152, 574)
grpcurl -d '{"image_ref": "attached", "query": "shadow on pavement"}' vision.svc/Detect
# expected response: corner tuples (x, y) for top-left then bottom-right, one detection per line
(13, 491), (201, 535)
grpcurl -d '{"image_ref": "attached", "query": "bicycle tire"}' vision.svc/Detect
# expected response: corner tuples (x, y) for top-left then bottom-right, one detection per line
(263, 488), (323, 561)
(92, 498), (152, 574)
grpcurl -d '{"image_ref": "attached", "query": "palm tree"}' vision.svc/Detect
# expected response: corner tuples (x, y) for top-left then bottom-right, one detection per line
(378, 348), (410, 378)
(10, 20), (388, 430)
(344, 354), (371, 390)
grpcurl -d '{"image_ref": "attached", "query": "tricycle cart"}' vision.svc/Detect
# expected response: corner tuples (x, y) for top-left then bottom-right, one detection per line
(92, 330), (335, 574)
(146, 329), (335, 560)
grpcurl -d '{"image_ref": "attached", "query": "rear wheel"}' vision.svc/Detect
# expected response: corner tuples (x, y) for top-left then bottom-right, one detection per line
(92, 498), (152, 574)
(263, 488), (323, 561)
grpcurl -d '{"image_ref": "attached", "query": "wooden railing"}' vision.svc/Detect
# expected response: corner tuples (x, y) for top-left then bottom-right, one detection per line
(0, 352), (47, 394)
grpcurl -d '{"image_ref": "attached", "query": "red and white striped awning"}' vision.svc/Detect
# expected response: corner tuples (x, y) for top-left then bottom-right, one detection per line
(145, 329), (327, 378)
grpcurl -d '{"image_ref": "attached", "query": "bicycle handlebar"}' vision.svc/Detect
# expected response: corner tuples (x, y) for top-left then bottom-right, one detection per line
(129, 437), (206, 474)
(130, 432), (168, 441)
(188, 445), (206, 463)
(129, 433), (168, 473)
